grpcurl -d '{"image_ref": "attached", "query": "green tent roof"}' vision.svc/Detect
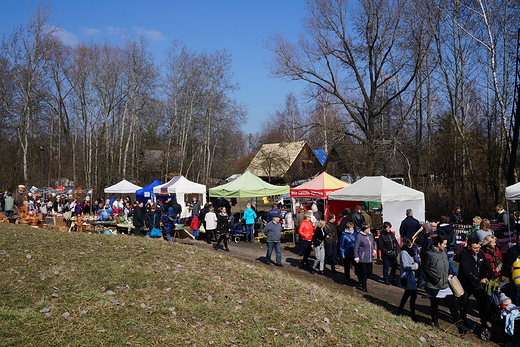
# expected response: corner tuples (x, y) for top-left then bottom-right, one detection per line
(209, 171), (289, 198)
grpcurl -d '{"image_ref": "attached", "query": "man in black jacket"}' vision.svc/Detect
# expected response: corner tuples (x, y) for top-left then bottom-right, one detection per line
(345, 205), (364, 232)
(131, 201), (145, 236)
(399, 209), (421, 239)
(458, 238), (495, 331)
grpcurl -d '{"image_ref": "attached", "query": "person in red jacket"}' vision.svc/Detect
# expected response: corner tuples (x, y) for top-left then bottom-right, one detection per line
(190, 215), (200, 239)
(298, 211), (315, 270)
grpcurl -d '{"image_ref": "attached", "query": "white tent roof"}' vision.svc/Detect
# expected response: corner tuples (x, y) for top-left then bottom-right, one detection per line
(153, 176), (206, 195)
(328, 176), (424, 203)
(329, 176), (425, 237)
(104, 179), (143, 194)
(153, 176), (207, 219)
(506, 182), (520, 200)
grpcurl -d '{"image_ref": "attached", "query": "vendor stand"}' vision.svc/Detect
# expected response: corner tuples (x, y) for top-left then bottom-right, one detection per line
(209, 171), (289, 241)
(328, 176), (425, 239)
(290, 171), (350, 220)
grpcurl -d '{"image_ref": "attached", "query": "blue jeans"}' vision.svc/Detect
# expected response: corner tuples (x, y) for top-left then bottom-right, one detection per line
(382, 257), (398, 283)
(266, 241), (282, 265)
(245, 223), (254, 243)
(191, 229), (199, 237)
(447, 253), (458, 276)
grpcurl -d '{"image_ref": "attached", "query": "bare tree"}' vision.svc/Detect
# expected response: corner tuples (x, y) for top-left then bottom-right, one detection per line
(267, 0), (427, 175)
(0, 4), (55, 183)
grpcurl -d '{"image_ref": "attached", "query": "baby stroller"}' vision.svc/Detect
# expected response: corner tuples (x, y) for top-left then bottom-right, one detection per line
(482, 282), (520, 341)
(229, 217), (246, 243)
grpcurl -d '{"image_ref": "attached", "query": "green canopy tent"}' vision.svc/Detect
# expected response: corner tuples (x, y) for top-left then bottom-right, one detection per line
(209, 171), (289, 198)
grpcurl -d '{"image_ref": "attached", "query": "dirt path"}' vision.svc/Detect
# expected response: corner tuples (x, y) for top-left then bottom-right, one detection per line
(180, 237), (501, 345)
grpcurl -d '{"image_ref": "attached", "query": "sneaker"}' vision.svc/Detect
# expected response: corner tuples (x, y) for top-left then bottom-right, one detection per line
(385, 281), (391, 285)
(274, 263), (283, 267)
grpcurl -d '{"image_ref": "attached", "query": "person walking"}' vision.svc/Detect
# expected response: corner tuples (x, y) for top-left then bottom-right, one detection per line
(353, 223), (376, 292)
(398, 236), (419, 321)
(458, 238), (494, 333)
(377, 221), (400, 285)
(264, 214), (283, 266)
(160, 207), (175, 242)
(310, 220), (326, 275)
(242, 203), (257, 244)
(324, 214), (338, 273)
(298, 211), (315, 270)
(214, 207), (230, 251)
(423, 235), (471, 334)
(339, 222), (358, 284)
(205, 207), (217, 244)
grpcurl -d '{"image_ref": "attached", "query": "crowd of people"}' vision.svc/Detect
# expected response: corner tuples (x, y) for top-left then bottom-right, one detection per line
(4, 189), (520, 339)
(290, 204), (520, 339)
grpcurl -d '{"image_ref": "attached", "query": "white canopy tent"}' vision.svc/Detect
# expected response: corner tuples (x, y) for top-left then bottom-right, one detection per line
(328, 176), (425, 237)
(506, 182), (520, 201)
(504, 182), (520, 239)
(153, 176), (207, 218)
(104, 179), (143, 194)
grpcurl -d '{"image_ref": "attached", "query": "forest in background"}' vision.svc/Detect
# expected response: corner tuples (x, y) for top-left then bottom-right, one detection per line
(2, 0), (520, 219)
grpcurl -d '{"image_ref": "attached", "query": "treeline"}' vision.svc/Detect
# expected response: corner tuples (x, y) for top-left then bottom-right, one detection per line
(0, 4), (247, 193)
(259, 0), (520, 218)
(3, 1), (520, 219)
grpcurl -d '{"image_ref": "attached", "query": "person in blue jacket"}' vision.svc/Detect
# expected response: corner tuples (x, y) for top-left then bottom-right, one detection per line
(339, 221), (358, 284)
(160, 207), (175, 242)
(242, 203), (257, 243)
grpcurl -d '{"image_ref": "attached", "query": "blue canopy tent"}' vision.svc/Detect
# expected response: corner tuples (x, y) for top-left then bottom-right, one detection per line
(135, 180), (162, 203)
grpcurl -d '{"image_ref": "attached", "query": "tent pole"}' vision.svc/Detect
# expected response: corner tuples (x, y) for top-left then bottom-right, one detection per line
(507, 200), (511, 243)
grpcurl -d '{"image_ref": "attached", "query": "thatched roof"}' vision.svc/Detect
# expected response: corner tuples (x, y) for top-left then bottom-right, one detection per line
(246, 141), (322, 183)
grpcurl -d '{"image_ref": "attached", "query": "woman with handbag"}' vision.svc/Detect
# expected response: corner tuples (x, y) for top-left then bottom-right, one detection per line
(397, 236), (418, 321)
(353, 223), (376, 292)
(424, 235), (471, 334)
(377, 221), (400, 285)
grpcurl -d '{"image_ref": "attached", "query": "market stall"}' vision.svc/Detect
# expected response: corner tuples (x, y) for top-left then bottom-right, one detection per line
(290, 171), (352, 219)
(153, 176), (207, 219)
(503, 181), (520, 245)
(136, 180), (162, 203)
(104, 179), (143, 194)
(328, 176), (425, 238)
(209, 171), (289, 198)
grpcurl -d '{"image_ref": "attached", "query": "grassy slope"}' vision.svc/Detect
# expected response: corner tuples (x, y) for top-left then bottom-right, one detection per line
(0, 224), (474, 346)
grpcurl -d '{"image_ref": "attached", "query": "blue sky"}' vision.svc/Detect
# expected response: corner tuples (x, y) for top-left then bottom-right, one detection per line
(1, 0), (309, 134)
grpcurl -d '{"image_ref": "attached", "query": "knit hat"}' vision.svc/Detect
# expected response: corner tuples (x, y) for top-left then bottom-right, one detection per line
(500, 293), (511, 304)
